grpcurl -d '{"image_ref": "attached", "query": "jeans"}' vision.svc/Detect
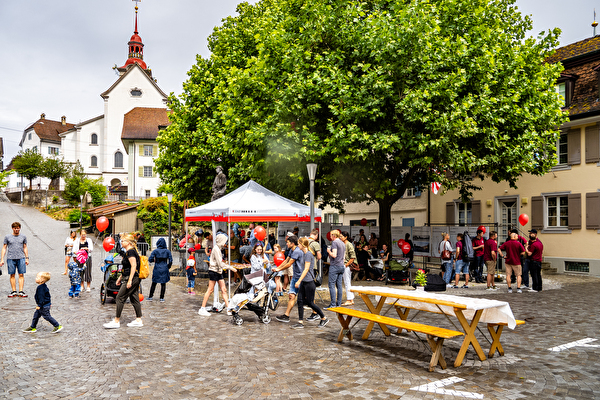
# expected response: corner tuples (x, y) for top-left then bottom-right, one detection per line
(328, 265), (344, 307)
(69, 284), (81, 297)
(31, 306), (59, 328)
(521, 259), (530, 287)
(442, 261), (454, 284)
(529, 260), (542, 291)
(472, 255), (484, 281)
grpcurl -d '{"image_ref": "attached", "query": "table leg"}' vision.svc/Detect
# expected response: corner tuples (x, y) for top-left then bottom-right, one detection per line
(487, 324), (505, 358)
(336, 314), (354, 342)
(394, 307), (411, 334)
(454, 309), (486, 367)
(360, 294), (391, 339)
(426, 335), (447, 372)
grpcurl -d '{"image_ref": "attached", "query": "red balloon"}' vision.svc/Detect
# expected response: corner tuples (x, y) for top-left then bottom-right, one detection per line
(478, 225), (487, 234)
(179, 238), (186, 248)
(326, 232), (332, 241)
(96, 216), (109, 232)
(401, 242), (411, 255)
(273, 251), (286, 267)
(139, 293), (144, 302)
(360, 218), (367, 226)
(254, 226), (266, 241)
(518, 213), (529, 226)
(240, 230), (246, 238)
(194, 243), (201, 250)
(103, 237), (115, 252)
(397, 239), (405, 249)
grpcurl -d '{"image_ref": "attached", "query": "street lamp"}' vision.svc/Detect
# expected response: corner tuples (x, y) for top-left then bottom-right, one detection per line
(167, 193), (173, 252)
(79, 194), (84, 230)
(307, 163), (317, 231)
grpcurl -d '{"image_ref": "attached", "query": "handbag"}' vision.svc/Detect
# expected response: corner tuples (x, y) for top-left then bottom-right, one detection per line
(349, 262), (360, 272)
(314, 269), (322, 287)
(441, 241), (451, 261)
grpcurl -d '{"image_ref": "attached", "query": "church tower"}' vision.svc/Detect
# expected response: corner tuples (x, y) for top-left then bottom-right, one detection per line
(116, 1), (152, 77)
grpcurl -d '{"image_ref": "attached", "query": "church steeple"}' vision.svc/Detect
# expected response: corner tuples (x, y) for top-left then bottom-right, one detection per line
(116, 1), (151, 77)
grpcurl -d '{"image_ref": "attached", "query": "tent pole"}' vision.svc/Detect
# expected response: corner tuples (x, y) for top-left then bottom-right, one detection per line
(319, 220), (322, 279)
(212, 220), (218, 307)
(228, 221), (231, 299)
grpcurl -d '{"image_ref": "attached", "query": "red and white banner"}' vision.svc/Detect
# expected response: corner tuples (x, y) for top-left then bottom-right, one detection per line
(431, 182), (441, 194)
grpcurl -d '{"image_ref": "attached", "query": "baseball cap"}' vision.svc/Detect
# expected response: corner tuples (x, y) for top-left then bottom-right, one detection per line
(286, 232), (294, 237)
(528, 229), (537, 234)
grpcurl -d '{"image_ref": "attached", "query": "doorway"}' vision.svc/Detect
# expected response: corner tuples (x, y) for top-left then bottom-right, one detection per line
(498, 198), (518, 239)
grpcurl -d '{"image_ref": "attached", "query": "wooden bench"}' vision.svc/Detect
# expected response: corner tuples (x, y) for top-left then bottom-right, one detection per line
(486, 320), (525, 358)
(328, 307), (464, 372)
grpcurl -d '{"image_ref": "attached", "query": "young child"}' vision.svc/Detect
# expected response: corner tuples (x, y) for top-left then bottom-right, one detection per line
(186, 256), (197, 294)
(68, 260), (84, 298)
(273, 243), (284, 295)
(23, 272), (63, 333)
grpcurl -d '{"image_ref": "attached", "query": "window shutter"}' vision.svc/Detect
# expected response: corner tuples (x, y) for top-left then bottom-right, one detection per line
(531, 196), (544, 230)
(586, 192), (600, 229)
(568, 128), (581, 165)
(138, 166), (143, 177)
(152, 145), (158, 157)
(446, 202), (455, 225)
(585, 124), (600, 163)
(139, 145), (144, 156)
(568, 193), (581, 230)
(471, 200), (481, 224)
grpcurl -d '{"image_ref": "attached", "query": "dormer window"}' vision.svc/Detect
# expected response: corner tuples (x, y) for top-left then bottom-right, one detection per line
(556, 82), (566, 106)
(556, 74), (576, 109)
(130, 88), (142, 97)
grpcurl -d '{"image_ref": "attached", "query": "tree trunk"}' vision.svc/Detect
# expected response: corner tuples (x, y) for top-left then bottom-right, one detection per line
(378, 199), (393, 249)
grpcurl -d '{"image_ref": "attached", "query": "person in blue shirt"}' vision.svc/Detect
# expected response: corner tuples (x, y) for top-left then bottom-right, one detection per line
(23, 272), (62, 333)
(273, 235), (303, 323)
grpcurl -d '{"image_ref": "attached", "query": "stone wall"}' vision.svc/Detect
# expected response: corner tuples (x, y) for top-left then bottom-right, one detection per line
(5, 189), (65, 207)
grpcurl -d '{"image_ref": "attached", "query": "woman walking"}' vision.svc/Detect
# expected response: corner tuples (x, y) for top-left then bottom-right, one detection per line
(147, 237), (173, 302)
(103, 233), (143, 328)
(63, 231), (76, 275)
(439, 232), (454, 286)
(290, 238), (328, 329)
(73, 230), (93, 292)
(198, 233), (232, 316)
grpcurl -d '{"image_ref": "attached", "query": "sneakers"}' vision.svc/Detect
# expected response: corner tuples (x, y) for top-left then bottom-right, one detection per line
(23, 327), (36, 332)
(492, 286), (498, 290)
(507, 288), (513, 293)
(8, 291), (17, 298)
(160, 298), (165, 302)
(318, 318), (330, 328)
(517, 289), (522, 294)
(461, 285), (468, 289)
(276, 314), (290, 323)
(226, 309), (232, 316)
(520, 285), (529, 289)
(486, 287), (495, 290)
(452, 285), (459, 289)
(198, 308), (211, 316)
(147, 297), (153, 302)
(189, 291), (195, 295)
(86, 287), (91, 292)
(52, 325), (63, 334)
(529, 289), (538, 293)
(446, 284), (453, 288)
(291, 322), (305, 329)
(127, 320), (143, 327)
(18, 291), (28, 298)
(103, 320), (120, 329)
(306, 313), (320, 322)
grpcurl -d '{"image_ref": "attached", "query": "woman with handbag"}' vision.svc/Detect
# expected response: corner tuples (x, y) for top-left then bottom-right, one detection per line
(439, 232), (454, 286)
(340, 231), (357, 306)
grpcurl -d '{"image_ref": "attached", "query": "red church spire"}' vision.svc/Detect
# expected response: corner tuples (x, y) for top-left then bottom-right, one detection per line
(117, 1), (149, 74)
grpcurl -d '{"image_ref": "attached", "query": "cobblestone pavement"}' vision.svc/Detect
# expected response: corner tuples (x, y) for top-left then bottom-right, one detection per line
(1, 202), (599, 399)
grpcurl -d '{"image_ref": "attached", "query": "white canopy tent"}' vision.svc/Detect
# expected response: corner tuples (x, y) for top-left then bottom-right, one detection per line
(185, 180), (322, 223)
(184, 180), (322, 300)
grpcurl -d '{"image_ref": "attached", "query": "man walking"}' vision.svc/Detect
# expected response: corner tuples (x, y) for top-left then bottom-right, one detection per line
(525, 229), (544, 292)
(326, 230), (345, 308)
(0, 222), (30, 297)
(472, 229), (485, 283)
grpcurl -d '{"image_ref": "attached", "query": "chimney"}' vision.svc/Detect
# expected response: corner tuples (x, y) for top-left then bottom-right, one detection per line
(40, 113), (46, 120)
(61, 115), (67, 125)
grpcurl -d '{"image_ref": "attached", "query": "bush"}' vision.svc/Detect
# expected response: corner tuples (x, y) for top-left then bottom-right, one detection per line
(68, 210), (90, 225)
(52, 195), (59, 204)
(137, 196), (184, 237)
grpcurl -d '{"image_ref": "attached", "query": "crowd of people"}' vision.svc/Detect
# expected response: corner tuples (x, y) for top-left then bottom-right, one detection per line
(438, 228), (544, 292)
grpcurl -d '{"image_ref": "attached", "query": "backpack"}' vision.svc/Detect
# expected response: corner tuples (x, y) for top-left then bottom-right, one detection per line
(139, 255), (150, 279)
(462, 231), (475, 262)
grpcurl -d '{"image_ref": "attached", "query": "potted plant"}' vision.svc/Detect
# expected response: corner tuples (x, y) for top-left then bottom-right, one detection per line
(414, 269), (427, 291)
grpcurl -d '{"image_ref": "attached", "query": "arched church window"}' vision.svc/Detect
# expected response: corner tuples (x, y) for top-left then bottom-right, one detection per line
(115, 151), (123, 168)
(91, 133), (98, 145)
(91, 156), (97, 167)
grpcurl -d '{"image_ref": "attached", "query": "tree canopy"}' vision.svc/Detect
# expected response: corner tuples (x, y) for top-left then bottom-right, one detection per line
(156, 0), (567, 245)
(13, 149), (44, 190)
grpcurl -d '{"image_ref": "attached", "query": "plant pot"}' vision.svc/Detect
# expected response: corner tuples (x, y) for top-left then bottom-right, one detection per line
(416, 286), (425, 291)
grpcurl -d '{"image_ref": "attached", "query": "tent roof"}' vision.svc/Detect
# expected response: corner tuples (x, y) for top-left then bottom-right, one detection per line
(185, 180), (322, 222)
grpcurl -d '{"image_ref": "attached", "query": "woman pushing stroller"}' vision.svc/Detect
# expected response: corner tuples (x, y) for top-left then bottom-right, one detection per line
(198, 233), (235, 316)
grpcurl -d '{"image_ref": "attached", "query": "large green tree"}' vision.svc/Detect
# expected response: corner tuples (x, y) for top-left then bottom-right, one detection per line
(156, 0), (567, 245)
(13, 148), (44, 190)
(41, 157), (68, 190)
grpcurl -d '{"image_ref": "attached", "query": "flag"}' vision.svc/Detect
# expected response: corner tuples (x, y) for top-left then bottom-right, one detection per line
(431, 182), (441, 194)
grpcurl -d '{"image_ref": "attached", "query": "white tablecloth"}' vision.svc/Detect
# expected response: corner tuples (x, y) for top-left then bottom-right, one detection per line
(352, 286), (517, 329)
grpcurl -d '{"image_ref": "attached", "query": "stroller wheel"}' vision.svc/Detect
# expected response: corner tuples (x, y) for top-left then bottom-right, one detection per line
(100, 283), (107, 305)
(261, 314), (271, 324)
(234, 316), (243, 326)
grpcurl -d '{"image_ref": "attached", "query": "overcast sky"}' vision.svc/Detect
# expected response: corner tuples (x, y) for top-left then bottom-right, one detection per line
(1, 0), (598, 164)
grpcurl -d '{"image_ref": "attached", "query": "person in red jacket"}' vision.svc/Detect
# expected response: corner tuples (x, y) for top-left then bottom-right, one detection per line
(525, 229), (544, 292)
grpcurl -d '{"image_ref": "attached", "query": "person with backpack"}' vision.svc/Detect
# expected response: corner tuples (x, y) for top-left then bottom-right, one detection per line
(471, 229), (486, 283)
(439, 232), (454, 286)
(452, 233), (470, 288)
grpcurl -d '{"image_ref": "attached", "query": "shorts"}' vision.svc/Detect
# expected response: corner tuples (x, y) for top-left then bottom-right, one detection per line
(7, 259), (26, 275)
(454, 260), (469, 275)
(286, 265), (294, 277)
(505, 263), (522, 277)
(289, 277), (299, 295)
(485, 260), (496, 275)
(208, 270), (224, 281)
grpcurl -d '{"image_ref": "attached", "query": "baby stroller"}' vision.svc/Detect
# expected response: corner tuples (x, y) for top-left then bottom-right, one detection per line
(231, 270), (278, 326)
(99, 253), (122, 304)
